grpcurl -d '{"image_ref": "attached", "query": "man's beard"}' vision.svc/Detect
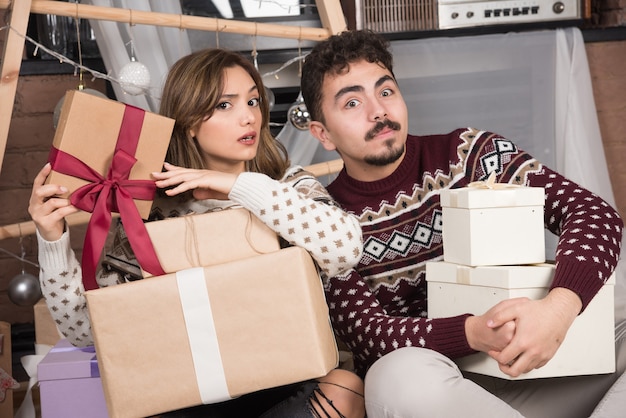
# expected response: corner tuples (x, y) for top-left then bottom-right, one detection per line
(364, 119), (404, 167)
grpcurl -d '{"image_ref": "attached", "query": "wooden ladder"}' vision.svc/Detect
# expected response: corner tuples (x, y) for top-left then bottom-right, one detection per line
(0, 0), (347, 240)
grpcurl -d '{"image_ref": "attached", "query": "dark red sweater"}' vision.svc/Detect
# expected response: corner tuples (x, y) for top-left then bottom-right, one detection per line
(326, 127), (623, 377)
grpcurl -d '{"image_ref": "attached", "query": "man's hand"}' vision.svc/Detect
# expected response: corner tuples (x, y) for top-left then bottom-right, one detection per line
(483, 288), (582, 377)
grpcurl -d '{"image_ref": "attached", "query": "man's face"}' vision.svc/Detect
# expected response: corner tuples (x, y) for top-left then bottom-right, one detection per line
(309, 59), (409, 181)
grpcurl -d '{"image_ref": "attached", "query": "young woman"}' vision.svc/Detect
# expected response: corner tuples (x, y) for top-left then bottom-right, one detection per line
(28, 48), (365, 418)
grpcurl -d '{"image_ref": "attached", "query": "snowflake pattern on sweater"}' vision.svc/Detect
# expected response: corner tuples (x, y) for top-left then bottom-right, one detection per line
(37, 166), (363, 346)
(325, 127), (623, 378)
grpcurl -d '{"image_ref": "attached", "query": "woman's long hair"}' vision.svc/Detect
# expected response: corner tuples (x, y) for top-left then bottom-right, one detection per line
(159, 48), (289, 181)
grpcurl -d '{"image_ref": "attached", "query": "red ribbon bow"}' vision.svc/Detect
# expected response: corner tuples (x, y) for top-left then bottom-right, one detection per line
(48, 105), (165, 290)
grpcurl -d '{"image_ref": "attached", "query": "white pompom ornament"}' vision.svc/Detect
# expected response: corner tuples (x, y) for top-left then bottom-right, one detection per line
(118, 58), (151, 96)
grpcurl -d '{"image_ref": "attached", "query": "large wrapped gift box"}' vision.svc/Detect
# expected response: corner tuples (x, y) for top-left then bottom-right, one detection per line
(85, 246), (339, 418)
(440, 184), (545, 266)
(46, 89), (173, 219)
(426, 261), (616, 379)
(38, 339), (108, 418)
(142, 208), (280, 277)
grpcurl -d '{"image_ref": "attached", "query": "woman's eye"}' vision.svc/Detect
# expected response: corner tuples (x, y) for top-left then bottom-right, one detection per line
(216, 101), (231, 110)
(248, 97), (260, 107)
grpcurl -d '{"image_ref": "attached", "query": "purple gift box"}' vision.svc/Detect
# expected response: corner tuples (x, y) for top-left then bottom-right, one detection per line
(38, 339), (108, 418)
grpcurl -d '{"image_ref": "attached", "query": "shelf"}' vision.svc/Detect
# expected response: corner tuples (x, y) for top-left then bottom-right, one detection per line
(19, 58), (106, 76)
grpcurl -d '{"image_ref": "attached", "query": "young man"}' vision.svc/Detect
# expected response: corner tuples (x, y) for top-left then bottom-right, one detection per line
(301, 29), (625, 418)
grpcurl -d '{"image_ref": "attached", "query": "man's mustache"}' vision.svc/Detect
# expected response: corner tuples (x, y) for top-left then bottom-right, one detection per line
(365, 119), (402, 141)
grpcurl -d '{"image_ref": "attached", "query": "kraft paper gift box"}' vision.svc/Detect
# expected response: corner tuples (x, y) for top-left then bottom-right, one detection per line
(426, 261), (616, 379)
(34, 298), (63, 346)
(45, 89), (175, 288)
(38, 339), (108, 418)
(439, 180), (545, 266)
(85, 246), (339, 418)
(142, 208), (280, 277)
(46, 89), (173, 219)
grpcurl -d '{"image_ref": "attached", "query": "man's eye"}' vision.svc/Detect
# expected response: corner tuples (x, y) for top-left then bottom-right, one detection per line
(346, 99), (359, 108)
(381, 88), (393, 97)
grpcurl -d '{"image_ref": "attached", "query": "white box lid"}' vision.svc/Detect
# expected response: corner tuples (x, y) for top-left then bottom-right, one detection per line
(426, 261), (616, 288)
(440, 186), (545, 209)
(426, 261), (553, 288)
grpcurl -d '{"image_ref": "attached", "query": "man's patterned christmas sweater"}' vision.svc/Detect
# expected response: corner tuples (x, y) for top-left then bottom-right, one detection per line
(326, 127), (623, 378)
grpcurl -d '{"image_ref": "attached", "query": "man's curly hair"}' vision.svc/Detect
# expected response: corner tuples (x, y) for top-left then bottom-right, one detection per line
(301, 30), (394, 124)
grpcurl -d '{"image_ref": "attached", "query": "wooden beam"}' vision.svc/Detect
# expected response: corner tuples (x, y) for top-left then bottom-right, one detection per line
(0, 0), (32, 174)
(315, 0), (348, 35)
(0, 0), (333, 41)
(305, 158), (343, 178)
(0, 211), (93, 241)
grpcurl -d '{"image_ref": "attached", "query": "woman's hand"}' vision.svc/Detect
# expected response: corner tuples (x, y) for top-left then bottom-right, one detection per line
(28, 163), (79, 241)
(152, 163), (239, 200)
(465, 300), (518, 354)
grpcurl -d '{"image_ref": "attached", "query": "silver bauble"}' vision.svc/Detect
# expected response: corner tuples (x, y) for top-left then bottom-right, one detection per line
(53, 88), (109, 129)
(288, 93), (311, 131)
(8, 273), (42, 307)
(266, 88), (275, 111)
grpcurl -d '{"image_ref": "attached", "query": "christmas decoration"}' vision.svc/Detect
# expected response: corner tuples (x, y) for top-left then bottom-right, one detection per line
(118, 57), (151, 96)
(8, 272), (42, 307)
(288, 92), (310, 130)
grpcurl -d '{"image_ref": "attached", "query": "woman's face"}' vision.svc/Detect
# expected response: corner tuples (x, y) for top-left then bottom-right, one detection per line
(190, 65), (262, 173)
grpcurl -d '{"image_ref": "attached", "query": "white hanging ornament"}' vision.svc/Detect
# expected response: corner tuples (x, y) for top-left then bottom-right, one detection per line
(118, 57), (151, 96)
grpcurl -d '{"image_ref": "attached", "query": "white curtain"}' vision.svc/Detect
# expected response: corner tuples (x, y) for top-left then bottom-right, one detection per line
(554, 28), (614, 206)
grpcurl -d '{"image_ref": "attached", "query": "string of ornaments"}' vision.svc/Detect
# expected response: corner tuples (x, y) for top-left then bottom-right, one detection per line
(2, 20), (309, 107)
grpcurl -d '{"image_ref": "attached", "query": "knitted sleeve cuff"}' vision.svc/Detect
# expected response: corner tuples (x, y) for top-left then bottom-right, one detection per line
(36, 226), (78, 273)
(228, 171), (274, 213)
(551, 259), (606, 312)
(431, 314), (475, 358)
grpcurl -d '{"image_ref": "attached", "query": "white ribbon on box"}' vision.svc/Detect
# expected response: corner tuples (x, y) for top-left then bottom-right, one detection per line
(467, 172), (518, 190)
(14, 343), (53, 418)
(176, 268), (231, 404)
(454, 266), (471, 285)
(443, 172), (544, 208)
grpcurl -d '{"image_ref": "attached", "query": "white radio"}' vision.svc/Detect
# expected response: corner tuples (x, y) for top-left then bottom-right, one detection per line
(352, 0), (581, 32)
(438, 0), (581, 29)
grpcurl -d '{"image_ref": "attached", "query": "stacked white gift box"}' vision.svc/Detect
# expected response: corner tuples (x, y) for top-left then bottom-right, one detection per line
(426, 176), (615, 380)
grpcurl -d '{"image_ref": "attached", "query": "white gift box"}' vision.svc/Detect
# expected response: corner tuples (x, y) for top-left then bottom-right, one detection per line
(426, 261), (616, 379)
(440, 184), (545, 266)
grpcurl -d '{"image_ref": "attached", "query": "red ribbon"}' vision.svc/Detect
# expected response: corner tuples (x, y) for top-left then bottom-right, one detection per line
(48, 105), (165, 290)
